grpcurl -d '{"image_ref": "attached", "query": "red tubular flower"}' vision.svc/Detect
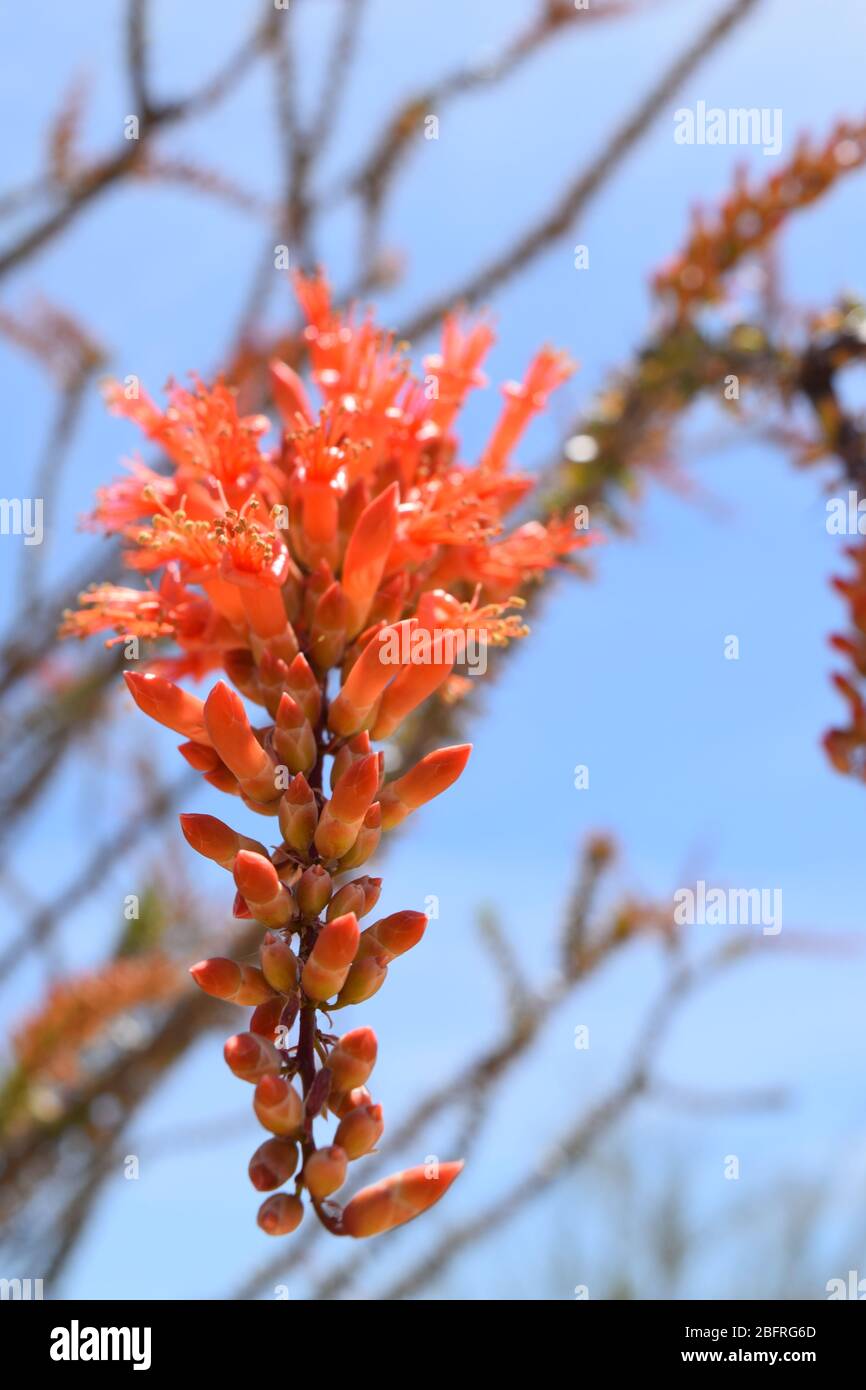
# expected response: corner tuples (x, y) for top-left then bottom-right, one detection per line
(63, 270), (582, 1239)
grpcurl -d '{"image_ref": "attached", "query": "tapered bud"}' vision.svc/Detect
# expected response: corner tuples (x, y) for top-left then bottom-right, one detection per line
(358, 910), (427, 964)
(260, 932), (299, 993)
(303, 1145), (348, 1200)
(124, 671), (210, 743)
(309, 581), (349, 672)
(328, 620), (415, 736)
(314, 754), (380, 859)
(285, 653), (321, 726)
(301, 913), (359, 1001)
(329, 1085), (372, 1119)
(328, 1027), (378, 1091)
(296, 864), (332, 917)
(326, 881), (364, 921)
(379, 745), (472, 829)
(273, 693), (316, 774)
(337, 802), (381, 871)
(205, 681), (278, 801)
(257, 1192), (304, 1235)
(254, 1073), (303, 1135)
(250, 995), (285, 1040)
(336, 953), (388, 1006)
(177, 740), (220, 772)
(224, 1031), (282, 1082)
(179, 813), (266, 869)
(190, 958), (275, 1006)
(203, 763), (240, 795)
(335, 1103), (384, 1160)
(278, 773), (318, 855)
(341, 1161), (464, 1238)
(249, 1137), (299, 1191)
(330, 731), (372, 790)
(341, 482), (399, 637)
(234, 851), (296, 927)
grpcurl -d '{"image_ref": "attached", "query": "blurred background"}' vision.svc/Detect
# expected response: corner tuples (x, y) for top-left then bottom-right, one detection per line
(1, 0), (866, 1300)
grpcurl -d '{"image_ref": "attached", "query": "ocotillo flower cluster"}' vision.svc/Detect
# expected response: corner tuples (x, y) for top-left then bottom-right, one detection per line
(654, 118), (866, 318)
(62, 271), (585, 1237)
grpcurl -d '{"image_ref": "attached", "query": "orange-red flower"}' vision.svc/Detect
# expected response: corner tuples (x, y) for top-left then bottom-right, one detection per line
(61, 271), (588, 1238)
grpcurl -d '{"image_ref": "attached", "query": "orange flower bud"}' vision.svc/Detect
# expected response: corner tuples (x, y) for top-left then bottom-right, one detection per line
(328, 1026), (377, 1091)
(296, 864), (333, 918)
(328, 620), (415, 737)
(329, 1085), (372, 1119)
(341, 482), (399, 637)
(379, 744), (471, 829)
(329, 731), (372, 790)
(309, 581), (349, 672)
(341, 1161), (463, 1238)
(249, 1136), (299, 1191)
(257, 1192), (304, 1235)
(234, 851), (296, 928)
(253, 1073), (304, 1135)
(278, 773), (318, 855)
(190, 958), (275, 1006)
(314, 754), (380, 859)
(259, 932), (299, 993)
(336, 802), (381, 871)
(179, 812), (266, 870)
(301, 913), (360, 1001)
(334, 1103), (384, 1160)
(224, 1031), (282, 1082)
(273, 693), (316, 775)
(285, 653), (322, 727)
(303, 1144), (348, 1200)
(250, 995), (285, 1041)
(326, 881), (364, 921)
(205, 681), (278, 802)
(124, 671), (210, 743)
(358, 909), (427, 964)
(177, 740), (219, 772)
(336, 953), (388, 1006)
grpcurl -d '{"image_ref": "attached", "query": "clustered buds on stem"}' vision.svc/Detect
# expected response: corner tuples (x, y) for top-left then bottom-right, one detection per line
(62, 271), (586, 1236)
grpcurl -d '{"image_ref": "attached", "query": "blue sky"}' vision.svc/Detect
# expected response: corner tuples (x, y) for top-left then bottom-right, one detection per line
(2, 0), (866, 1299)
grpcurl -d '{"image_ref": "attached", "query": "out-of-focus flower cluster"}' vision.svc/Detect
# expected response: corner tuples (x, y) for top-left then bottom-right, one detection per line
(62, 272), (585, 1238)
(654, 119), (866, 318)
